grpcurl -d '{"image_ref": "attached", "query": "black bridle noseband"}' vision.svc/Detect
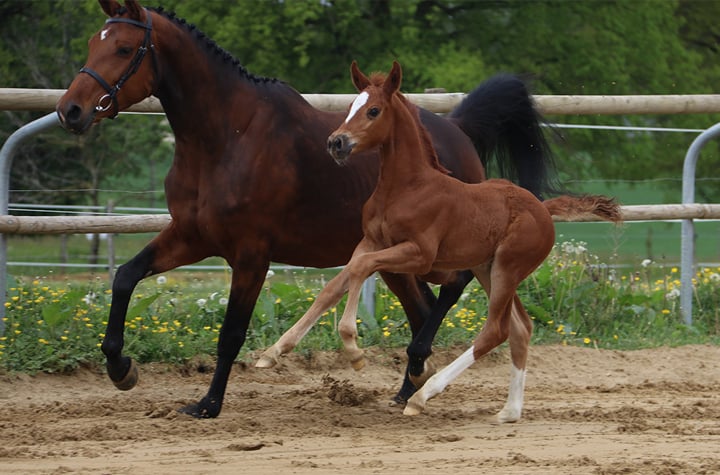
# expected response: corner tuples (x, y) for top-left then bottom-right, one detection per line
(80, 10), (156, 119)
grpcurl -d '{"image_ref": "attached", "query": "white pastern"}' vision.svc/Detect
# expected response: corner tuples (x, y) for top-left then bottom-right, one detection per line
(421, 346), (476, 399)
(101, 28), (110, 41)
(345, 91), (369, 123)
(498, 365), (526, 423)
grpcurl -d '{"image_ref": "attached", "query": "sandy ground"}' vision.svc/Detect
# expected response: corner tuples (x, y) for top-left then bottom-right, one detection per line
(1, 344), (719, 475)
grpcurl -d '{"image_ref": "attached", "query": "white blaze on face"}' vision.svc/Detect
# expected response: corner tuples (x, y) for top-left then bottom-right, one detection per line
(345, 91), (369, 124)
(101, 28), (110, 41)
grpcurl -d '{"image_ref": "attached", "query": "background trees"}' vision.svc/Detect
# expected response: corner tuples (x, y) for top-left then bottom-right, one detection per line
(1, 0), (719, 208)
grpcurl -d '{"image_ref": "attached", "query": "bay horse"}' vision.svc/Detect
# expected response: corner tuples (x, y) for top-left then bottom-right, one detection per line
(263, 61), (620, 421)
(56, 0), (560, 418)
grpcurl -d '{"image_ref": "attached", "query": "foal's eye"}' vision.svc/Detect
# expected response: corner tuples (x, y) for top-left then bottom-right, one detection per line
(367, 107), (380, 119)
(116, 46), (133, 57)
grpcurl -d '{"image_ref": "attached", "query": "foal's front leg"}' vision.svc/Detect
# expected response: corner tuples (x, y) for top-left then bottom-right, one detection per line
(255, 269), (351, 368)
(337, 240), (431, 369)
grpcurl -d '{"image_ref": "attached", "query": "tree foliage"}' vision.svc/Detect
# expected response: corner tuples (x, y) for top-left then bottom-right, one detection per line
(1, 0), (719, 207)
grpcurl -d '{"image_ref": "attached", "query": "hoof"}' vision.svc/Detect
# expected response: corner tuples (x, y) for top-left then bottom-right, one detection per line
(255, 355), (277, 369)
(255, 347), (280, 368)
(496, 407), (521, 424)
(177, 397), (221, 419)
(350, 356), (366, 371)
(403, 399), (425, 416)
(408, 360), (436, 389)
(112, 358), (138, 391)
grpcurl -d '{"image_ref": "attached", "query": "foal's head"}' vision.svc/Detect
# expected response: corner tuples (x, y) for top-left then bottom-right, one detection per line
(327, 61), (403, 163)
(57, 0), (157, 133)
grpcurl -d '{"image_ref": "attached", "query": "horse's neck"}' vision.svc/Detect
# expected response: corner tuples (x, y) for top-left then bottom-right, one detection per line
(152, 21), (271, 150)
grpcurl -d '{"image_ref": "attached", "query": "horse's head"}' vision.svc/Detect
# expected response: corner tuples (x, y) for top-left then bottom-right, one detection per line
(327, 61), (403, 163)
(56, 0), (157, 134)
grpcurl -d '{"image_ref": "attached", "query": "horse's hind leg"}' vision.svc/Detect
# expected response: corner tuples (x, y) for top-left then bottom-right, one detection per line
(379, 272), (436, 403)
(497, 294), (532, 423)
(405, 271), (474, 391)
(404, 265), (515, 417)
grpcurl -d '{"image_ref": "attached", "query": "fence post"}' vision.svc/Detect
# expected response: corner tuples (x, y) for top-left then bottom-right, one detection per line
(0, 113), (61, 332)
(680, 122), (720, 325)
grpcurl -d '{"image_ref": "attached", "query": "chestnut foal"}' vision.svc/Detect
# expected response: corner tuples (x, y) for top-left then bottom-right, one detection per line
(258, 61), (620, 421)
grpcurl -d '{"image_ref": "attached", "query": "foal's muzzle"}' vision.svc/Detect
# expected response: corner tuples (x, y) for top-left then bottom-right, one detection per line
(327, 134), (355, 163)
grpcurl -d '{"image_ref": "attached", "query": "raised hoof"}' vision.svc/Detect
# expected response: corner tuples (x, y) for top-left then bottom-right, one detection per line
(255, 353), (278, 369)
(111, 358), (139, 391)
(177, 398), (221, 419)
(403, 399), (425, 416)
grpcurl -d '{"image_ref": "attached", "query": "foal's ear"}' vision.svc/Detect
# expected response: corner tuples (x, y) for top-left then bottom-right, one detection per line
(383, 60), (403, 97)
(99, 0), (123, 16)
(350, 61), (371, 92)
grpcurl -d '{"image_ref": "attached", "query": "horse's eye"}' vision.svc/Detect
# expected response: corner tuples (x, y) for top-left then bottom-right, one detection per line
(367, 107), (380, 119)
(116, 46), (133, 57)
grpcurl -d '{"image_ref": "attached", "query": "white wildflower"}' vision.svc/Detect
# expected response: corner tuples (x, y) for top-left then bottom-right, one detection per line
(641, 259), (652, 268)
(665, 289), (681, 300)
(156, 275), (167, 285)
(266, 270), (275, 279)
(82, 292), (97, 305)
(196, 298), (207, 308)
(219, 297), (229, 306)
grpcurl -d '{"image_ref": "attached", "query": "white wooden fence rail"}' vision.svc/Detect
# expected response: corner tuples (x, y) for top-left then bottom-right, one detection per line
(4, 88), (720, 115)
(1, 204), (720, 235)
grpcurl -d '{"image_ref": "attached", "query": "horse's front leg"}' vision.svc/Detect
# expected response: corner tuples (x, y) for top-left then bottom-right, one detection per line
(179, 258), (269, 419)
(102, 224), (208, 390)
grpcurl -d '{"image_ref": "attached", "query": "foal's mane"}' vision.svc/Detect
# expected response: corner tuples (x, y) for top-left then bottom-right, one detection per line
(146, 6), (282, 85)
(368, 72), (450, 175)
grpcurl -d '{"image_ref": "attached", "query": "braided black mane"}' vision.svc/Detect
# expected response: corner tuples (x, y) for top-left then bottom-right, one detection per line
(149, 6), (282, 85)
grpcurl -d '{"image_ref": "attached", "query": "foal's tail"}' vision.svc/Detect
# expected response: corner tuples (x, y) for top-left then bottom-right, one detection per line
(448, 74), (563, 200)
(543, 195), (622, 223)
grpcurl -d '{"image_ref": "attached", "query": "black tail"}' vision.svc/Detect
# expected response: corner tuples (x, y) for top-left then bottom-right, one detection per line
(448, 74), (563, 200)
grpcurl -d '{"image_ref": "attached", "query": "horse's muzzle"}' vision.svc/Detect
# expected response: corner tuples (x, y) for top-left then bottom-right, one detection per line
(56, 102), (95, 135)
(327, 133), (355, 163)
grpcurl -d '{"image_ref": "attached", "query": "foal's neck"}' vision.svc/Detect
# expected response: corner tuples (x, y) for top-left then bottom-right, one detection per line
(377, 95), (448, 185)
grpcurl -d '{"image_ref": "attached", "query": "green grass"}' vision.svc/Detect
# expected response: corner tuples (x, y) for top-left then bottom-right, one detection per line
(2, 240), (719, 374)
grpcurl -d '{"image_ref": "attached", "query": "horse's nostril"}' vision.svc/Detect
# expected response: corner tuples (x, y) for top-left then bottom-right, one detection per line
(65, 104), (83, 122)
(333, 137), (343, 150)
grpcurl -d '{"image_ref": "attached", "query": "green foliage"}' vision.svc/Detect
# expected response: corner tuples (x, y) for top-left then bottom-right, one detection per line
(2, 0), (720, 203)
(2, 242), (719, 374)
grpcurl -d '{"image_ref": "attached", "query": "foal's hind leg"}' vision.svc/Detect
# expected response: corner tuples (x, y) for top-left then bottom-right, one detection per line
(405, 271), (474, 390)
(497, 294), (533, 423)
(404, 265), (517, 416)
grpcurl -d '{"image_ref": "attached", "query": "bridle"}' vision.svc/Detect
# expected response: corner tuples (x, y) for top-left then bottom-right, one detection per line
(79, 9), (157, 119)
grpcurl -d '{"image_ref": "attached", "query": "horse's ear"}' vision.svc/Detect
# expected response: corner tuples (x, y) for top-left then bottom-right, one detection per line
(124, 0), (144, 20)
(350, 61), (371, 92)
(99, 0), (123, 17)
(383, 60), (403, 97)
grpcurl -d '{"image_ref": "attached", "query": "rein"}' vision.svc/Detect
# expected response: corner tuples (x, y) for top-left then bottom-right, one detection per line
(79, 10), (156, 119)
